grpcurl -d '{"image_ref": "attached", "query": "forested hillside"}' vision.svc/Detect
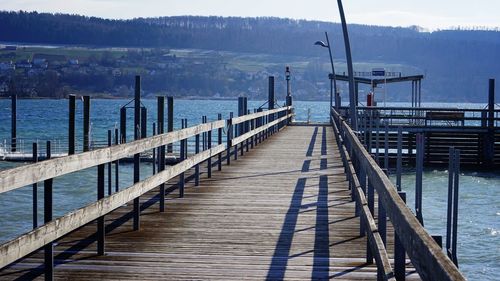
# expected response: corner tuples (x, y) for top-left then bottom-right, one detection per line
(0, 11), (499, 102)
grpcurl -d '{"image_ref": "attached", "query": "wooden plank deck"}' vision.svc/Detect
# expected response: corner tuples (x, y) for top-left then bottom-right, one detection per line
(0, 125), (420, 280)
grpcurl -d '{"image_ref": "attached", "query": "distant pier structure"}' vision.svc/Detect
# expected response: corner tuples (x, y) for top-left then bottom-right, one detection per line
(336, 76), (499, 169)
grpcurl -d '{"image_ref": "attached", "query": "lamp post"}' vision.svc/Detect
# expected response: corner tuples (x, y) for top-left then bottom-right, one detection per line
(314, 32), (338, 110)
(337, 0), (358, 130)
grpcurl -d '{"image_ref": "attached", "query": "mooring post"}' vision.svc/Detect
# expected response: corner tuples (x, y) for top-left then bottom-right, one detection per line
(257, 108), (263, 143)
(446, 148), (461, 266)
(395, 191), (407, 281)
(10, 93), (17, 152)
(179, 119), (186, 198)
(202, 116), (207, 151)
(396, 127), (403, 191)
(446, 147), (454, 257)
(32, 142), (38, 229)
(207, 123), (212, 178)
(107, 130), (112, 195)
(152, 124), (156, 175)
(68, 94), (75, 155)
(120, 106), (126, 144)
(268, 76), (275, 137)
(133, 75), (141, 231)
(217, 113), (223, 171)
(83, 96), (90, 152)
(415, 133), (424, 225)
(227, 113), (233, 165)
(195, 124), (200, 186)
(451, 149), (460, 266)
(251, 109), (256, 149)
(141, 107), (147, 139)
(157, 96), (166, 212)
(238, 97), (245, 137)
(238, 107), (244, 156)
(44, 141), (53, 281)
(234, 130), (238, 159)
(167, 96), (174, 153)
(114, 128), (119, 192)
(246, 109), (250, 152)
(97, 162), (105, 255)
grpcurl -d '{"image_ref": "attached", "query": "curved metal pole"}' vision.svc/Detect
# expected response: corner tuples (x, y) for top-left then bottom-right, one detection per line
(324, 32), (338, 110)
(337, 0), (357, 130)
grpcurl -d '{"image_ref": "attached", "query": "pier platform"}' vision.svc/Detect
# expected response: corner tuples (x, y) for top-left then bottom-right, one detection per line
(0, 126), (419, 280)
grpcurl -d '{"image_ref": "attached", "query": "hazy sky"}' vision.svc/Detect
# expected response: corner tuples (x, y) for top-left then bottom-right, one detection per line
(1, 0), (499, 31)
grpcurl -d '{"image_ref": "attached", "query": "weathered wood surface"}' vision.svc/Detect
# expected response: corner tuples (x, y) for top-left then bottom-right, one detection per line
(0, 126), (420, 280)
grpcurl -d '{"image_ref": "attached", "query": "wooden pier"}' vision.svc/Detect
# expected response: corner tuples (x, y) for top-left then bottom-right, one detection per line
(0, 125), (414, 280)
(0, 101), (465, 280)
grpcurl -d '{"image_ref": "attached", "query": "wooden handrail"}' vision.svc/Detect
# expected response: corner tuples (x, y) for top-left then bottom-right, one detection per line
(231, 106), (290, 125)
(0, 120), (225, 194)
(332, 113), (395, 281)
(231, 113), (292, 146)
(332, 109), (466, 281)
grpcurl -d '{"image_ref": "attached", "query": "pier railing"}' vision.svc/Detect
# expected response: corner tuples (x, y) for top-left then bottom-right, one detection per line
(0, 106), (293, 275)
(340, 105), (500, 128)
(331, 108), (466, 281)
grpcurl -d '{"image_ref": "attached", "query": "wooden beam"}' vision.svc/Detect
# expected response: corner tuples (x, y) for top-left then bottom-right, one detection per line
(0, 120), (226, 194)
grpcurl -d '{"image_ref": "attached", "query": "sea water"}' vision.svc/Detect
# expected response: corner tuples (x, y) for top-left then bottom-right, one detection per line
(0, 99), (498, 280)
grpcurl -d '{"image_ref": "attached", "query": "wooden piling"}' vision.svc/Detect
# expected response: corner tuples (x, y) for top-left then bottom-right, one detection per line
(217, 113), (223, 171)
(107, 130), (112, 195)
(10, 93), (16, 152)
(114, 128), (119, 193)
(415, 133), (424, 225)
(32, 142), (38, 229)
(83, 96), (90, 152)
(167, 96), (174, 153)
(43, 141), (53, 281)
(68, 95), (75, 155)
(120, 106), (126, 144)
(157, 96), (166, 212)
(97, 163), (105, 255)
(133, 76), (141, 231)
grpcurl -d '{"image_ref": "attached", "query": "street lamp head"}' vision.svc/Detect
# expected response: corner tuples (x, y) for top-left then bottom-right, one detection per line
(314, 41), (329, 48)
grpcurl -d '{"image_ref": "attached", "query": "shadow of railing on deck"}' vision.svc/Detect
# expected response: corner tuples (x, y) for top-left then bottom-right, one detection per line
(267, 126), (333, 280)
